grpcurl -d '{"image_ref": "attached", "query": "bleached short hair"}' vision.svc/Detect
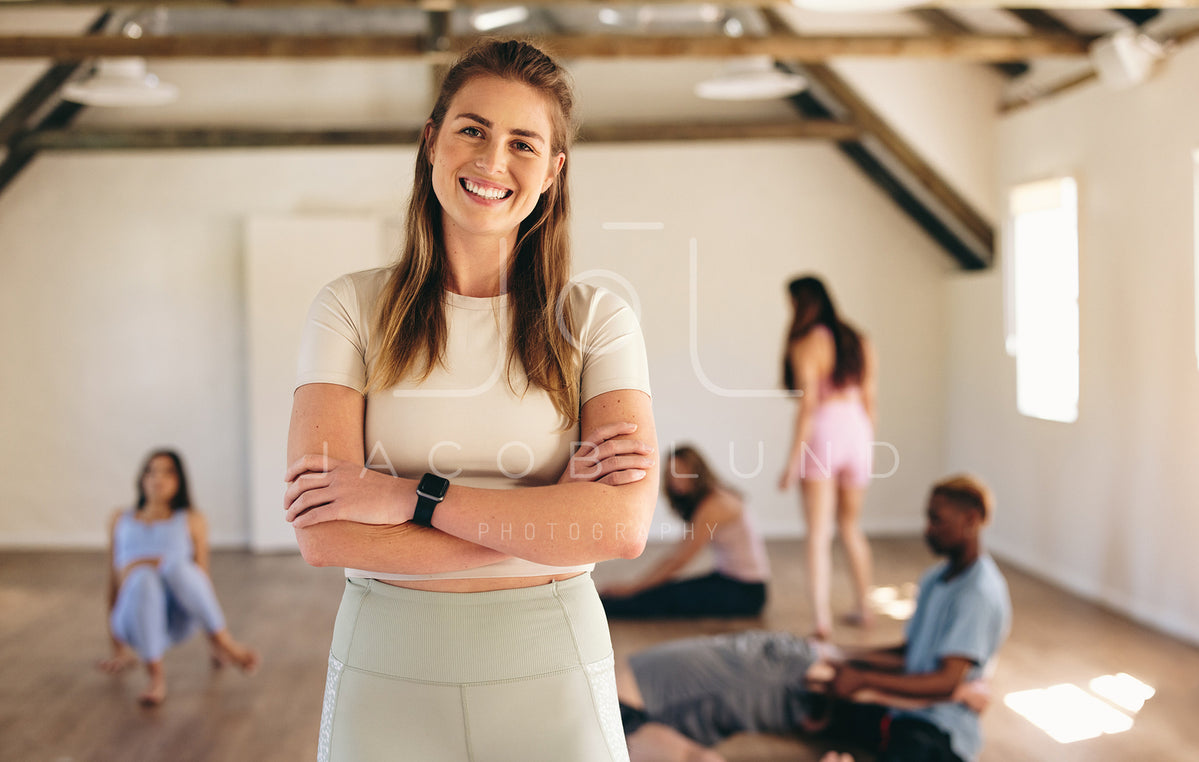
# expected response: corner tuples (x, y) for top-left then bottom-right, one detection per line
(931, 474), (994, 524)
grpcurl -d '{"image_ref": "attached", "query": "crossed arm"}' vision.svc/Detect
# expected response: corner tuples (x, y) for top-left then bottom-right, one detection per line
(284, 383), (659, 573)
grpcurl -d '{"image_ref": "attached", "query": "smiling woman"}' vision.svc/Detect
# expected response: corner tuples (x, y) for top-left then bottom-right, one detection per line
(284, 39), (657, 762)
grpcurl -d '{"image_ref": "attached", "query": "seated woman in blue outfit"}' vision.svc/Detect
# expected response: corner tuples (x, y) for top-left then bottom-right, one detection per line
(99, 449), (258, 705)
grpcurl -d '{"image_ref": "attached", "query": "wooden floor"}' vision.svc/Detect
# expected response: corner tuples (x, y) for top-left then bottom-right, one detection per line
(1, 538), (1196, 761)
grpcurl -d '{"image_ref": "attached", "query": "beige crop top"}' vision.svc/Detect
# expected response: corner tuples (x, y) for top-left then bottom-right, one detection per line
(296, 267), (652, 581)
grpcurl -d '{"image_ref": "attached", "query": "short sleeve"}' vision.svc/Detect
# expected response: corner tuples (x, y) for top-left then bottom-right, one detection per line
(571, 284), (652, 405)
(933, 594), (999, 667)
(295, 274), (370, 394)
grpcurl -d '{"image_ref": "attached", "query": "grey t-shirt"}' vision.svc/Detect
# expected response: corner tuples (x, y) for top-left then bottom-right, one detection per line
(629, 630), (817, 746)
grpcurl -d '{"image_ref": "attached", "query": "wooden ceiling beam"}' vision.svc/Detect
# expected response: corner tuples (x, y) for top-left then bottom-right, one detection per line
(13, 119), (861, 152)
(0, 33), (1092, 61)
(0, 1), (1195, 7)
(1007, 9), (1076, 36)
(911, 8), (1029, 78)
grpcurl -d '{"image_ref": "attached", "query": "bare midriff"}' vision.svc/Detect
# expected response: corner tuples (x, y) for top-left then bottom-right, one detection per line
(821, 385), (862, 405)
(379, 571), (585, 593)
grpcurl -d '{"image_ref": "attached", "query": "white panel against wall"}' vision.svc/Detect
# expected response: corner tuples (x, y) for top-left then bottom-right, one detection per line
(244, 215), (387, 551)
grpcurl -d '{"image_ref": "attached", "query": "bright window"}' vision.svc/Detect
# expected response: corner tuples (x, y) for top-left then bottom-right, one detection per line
(1004, 177), (1080, 423)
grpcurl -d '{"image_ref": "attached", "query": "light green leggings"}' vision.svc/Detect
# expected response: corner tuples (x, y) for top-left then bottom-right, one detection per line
(318, 573), (628, 762)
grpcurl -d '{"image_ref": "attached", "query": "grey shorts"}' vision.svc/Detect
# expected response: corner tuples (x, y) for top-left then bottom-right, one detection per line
(319, 574), (627, 762)
(628, 630), (817, 747)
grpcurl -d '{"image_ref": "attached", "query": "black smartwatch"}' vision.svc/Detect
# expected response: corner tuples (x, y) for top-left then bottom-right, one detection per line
(412, 472), (450, 527)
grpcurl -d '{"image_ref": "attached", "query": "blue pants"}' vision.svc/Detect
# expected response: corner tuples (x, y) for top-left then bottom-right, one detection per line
(110, 559), (227, 662)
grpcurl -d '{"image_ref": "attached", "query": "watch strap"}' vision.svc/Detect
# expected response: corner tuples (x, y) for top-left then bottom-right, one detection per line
(412, 473), (449, 527)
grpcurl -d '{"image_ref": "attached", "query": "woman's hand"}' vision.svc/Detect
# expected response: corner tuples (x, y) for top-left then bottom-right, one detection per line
(778, 460), (801, 491)
(284, 454), (410, 528)
(558, 421), (655, 486)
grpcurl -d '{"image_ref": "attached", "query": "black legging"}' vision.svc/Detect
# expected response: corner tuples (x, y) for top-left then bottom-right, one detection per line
(600, 572), (767, 619)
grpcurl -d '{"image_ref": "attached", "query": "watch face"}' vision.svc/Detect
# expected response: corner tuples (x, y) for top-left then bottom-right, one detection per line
(418, 473), (450, 500)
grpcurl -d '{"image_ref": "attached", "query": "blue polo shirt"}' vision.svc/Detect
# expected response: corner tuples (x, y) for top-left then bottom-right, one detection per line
(892, 554), (1011, 761)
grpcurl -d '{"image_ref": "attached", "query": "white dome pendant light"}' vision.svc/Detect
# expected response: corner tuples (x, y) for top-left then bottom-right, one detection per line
(62, 57), (179, 107)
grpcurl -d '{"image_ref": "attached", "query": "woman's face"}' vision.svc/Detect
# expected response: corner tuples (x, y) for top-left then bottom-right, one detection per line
(427, 75), (566, 247)
(142, 455), (179, 506)
(665, 459), (698, 499)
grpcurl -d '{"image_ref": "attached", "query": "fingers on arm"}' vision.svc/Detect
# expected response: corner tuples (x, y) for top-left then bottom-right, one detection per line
(579, 390), (658, 489)
(287, 383), (366, 562)
(578, 389), (659, 553)
(566, 421), (655, 485)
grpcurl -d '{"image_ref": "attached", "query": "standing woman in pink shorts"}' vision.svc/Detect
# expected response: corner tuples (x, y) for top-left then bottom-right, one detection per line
(778, 276), (877, 639)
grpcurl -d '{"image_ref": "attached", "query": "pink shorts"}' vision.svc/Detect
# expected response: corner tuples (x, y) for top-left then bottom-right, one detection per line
(800, 398), (874, 488)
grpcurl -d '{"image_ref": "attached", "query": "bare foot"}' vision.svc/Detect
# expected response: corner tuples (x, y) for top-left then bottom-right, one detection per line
(97, 651), (138, 674)
(138, 662), (166, 706)
(211, 631), (260, 675)
(840, 611), (875, 628)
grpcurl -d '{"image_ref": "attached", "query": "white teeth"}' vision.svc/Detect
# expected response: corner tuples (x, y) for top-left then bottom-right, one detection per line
(463, 179), (510, 200)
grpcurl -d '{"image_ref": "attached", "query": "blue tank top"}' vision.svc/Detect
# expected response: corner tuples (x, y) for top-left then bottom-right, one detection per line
(112, 510), (195, 571)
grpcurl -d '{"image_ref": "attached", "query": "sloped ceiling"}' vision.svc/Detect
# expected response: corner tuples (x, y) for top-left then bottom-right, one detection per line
(1, 2), (1197, 268)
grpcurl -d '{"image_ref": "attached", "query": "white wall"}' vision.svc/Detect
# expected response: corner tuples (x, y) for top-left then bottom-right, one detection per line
(0, 137), (951, 548)
(947, 42), (1199, 644)
(571, 141), (950, 539)
(0, 149), (414, 547)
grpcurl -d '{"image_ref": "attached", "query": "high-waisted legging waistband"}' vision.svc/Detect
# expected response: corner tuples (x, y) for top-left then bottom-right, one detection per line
(319, 572), (628, 762)
(331, 572), (613, 684)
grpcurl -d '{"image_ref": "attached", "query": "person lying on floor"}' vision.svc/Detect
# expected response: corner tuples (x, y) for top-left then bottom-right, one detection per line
(617, 474), (1011, 762)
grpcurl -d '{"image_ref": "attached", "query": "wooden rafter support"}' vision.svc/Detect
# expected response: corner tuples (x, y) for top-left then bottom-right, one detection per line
(758, 5), (994, 269)
(1002, 23), (1199, 112)
(13, 119), (861, 152)
(0, 10), (111, 198)
(801, 62), (993, 257)
(0, 33), (1092, 62)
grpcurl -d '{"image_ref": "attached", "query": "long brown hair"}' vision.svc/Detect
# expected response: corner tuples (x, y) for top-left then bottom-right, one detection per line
(135, 449), (192, 512)
(664, 445), (725, 523)
(781, 275), (865, 392)
(369, 39), (580, 426)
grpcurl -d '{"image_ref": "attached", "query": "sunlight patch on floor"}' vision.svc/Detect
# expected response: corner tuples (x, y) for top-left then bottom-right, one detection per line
(868, 583), (917, 621)
(1004, 673), (1155, 744)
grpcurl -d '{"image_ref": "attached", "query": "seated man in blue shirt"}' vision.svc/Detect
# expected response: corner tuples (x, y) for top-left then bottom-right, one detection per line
(618, 474), (1012, 762)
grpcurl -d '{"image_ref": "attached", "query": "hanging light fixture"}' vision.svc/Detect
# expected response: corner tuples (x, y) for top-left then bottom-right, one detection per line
(695, 57), (807, 101)
(62, 57), (178, 107)
(471, 7), (530, 32)
(1089, 28), (1165, 90)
